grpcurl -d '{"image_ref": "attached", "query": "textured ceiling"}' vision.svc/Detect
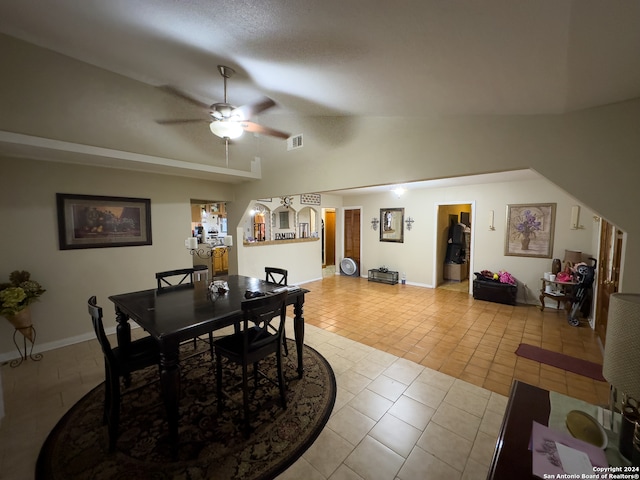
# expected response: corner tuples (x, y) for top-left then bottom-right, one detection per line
(1, 0), (639, 118)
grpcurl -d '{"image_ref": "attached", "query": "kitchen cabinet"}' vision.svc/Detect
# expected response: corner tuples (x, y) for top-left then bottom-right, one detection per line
(212, 247), (228, 275)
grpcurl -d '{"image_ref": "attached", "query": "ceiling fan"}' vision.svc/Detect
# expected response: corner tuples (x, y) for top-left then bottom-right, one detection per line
(157, 65), (290, 141)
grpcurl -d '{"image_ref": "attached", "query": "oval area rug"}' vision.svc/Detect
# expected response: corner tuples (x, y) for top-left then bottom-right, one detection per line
(36, 340), (336, 480)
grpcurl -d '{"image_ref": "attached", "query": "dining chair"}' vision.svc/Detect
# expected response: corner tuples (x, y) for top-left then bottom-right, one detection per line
(265, 267), (288, 286)
(155, 267), (214, 357)
(213, 290), (288, 437)
(155, 268), (196, 291)
(87, 296), (160, 452)
(264, 267), (289, 356)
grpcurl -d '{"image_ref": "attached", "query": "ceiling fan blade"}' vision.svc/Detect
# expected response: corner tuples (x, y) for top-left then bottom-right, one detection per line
(157, 85), (210, 110)
(234, 97), (276, 120)
(156, 118), (209, 125)
(241, 121), (290, 139)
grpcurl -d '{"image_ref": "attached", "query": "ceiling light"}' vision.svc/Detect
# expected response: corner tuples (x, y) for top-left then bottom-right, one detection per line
(392, 187), (406, 197)
(209, 121), (244, 139)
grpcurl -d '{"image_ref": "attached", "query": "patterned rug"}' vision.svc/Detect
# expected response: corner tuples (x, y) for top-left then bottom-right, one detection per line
(36, 340), (336, 480)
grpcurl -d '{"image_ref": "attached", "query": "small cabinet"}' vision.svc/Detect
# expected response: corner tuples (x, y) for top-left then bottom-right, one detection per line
(444, 263), (468, 281)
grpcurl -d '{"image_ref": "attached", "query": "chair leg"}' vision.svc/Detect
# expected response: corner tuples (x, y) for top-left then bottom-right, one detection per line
(216, 351), (223, 414)
(103, 362), (111, 424)
(208, 332), (214, 358)
(253, 362), (259, 390)
(107, 375), (121, 452)
(242, 363), (250, 437)
(282, 327), (289, 356)
(276, 350), (287, 409)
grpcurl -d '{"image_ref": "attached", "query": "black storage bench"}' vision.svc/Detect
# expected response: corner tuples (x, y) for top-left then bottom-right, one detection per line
(473, 278), (517, 305)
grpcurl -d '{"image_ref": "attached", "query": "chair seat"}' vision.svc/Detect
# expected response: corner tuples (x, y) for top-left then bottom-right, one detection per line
(112, 336), (159, 372)
(213, 328), (277, 359)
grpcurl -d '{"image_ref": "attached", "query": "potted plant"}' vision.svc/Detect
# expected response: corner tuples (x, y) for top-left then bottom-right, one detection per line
(0, 270), (46, 342)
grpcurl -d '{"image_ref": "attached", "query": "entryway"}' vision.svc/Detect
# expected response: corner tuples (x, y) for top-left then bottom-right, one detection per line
(436, 202), (473, 293)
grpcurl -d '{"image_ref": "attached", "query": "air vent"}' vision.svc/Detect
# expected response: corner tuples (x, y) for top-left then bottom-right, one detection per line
(287, 134), (303, 151)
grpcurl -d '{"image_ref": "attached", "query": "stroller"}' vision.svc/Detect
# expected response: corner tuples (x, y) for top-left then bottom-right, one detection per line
(568, 257), (597, 327)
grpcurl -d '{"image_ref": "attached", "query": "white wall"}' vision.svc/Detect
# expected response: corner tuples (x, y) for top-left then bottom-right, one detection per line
(352, 178), (596, 305)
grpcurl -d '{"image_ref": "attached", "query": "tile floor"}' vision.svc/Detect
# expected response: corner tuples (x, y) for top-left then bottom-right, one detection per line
(0, 275), (609, 479)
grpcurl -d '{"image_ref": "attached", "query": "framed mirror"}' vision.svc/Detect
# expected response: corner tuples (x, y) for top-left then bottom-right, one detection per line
(380, 208), (404, 243)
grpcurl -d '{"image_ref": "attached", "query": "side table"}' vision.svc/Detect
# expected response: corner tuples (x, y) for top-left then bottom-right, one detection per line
(539, 278), (576, 313)
(367, 269), (399, 285)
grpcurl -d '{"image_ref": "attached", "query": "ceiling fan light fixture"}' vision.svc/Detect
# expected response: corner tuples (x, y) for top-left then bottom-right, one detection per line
(209, 121), (244, 139)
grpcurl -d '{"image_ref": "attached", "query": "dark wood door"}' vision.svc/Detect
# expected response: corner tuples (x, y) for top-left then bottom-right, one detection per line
(344, 209), (361, 272)
(324, 210), (335, 266)
(595, 219), (623, 345)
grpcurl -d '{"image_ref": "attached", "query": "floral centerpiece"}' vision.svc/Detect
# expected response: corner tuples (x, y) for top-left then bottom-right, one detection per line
(512, 209), (541, 250)
(0, 270), (46, 341)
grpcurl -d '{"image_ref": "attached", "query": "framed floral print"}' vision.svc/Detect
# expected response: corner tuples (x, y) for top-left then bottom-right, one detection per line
(505, 203), (556, 258)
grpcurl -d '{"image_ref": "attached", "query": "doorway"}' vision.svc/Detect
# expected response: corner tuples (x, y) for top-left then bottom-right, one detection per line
(436, 203), (473, 293)
(344, 208), (362, 274)
(594, 219), (623, 345)
(323, 209), (336, 268)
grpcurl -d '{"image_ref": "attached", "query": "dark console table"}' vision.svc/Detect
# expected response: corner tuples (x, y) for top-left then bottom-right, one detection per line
(368, 269), (399, 285)
(488, 381), (551, 479)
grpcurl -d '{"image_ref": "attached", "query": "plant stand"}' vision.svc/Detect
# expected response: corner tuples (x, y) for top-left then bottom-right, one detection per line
(11, 325), (42, 367)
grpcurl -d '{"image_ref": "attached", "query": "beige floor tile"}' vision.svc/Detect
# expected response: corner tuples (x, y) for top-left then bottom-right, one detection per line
(432, 403), (481, 442)
(421, 421), (474, 471)
(369, 413), (422, 458)
(337, 369), (372, 395)
(344, 436), (405, 480)
(461, 458), (490, 480)
(397, 446), (462, 480)
(348, 388), (393, 422)
(382, 358), (424, 385)
(326, 405), (376, 446)
(366, 374), (408, 402)
(387, 395), (436, 431)
(469, 430), (498, 467)
(403, 381), (448, 409)
(276, 456), (326, 480)
(327, 464), (365, 480)
(303, 428), (355, 478)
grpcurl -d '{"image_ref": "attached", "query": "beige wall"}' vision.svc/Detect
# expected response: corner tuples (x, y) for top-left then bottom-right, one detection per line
(0, 158), (235, 360)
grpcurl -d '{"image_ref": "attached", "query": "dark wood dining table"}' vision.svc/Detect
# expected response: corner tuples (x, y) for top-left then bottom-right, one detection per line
(108, 274), (309, 459)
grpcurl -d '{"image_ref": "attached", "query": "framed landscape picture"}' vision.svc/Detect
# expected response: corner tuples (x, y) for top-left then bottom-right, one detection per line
(505, 203), (556, 258)
(380, 208), (404, 243)
(56, 193), (152, 250)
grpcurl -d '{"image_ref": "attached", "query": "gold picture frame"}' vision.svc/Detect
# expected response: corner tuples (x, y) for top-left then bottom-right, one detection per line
(505, 203), (556, 258)
(56, 193), (152, 250)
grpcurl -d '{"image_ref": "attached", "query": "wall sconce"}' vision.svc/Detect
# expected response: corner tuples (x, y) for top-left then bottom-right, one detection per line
(489, 210), (495, 231)
(371, 217), (380, 230)
(185, 235), (233, 258)
(570, 205), (583, 229)
(405, 216), (415, 231)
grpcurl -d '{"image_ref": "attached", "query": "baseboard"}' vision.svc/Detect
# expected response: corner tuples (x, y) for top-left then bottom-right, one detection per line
(0, 324), (137, 364)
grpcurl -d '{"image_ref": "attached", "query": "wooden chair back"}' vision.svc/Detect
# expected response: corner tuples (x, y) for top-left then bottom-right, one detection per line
(265, 267), (288, 286)
(155, 268), (195, 292)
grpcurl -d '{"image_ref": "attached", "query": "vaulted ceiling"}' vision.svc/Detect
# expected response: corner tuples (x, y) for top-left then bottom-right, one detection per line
(1, 1), (639, 187)
(1, 0), (638, 117)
